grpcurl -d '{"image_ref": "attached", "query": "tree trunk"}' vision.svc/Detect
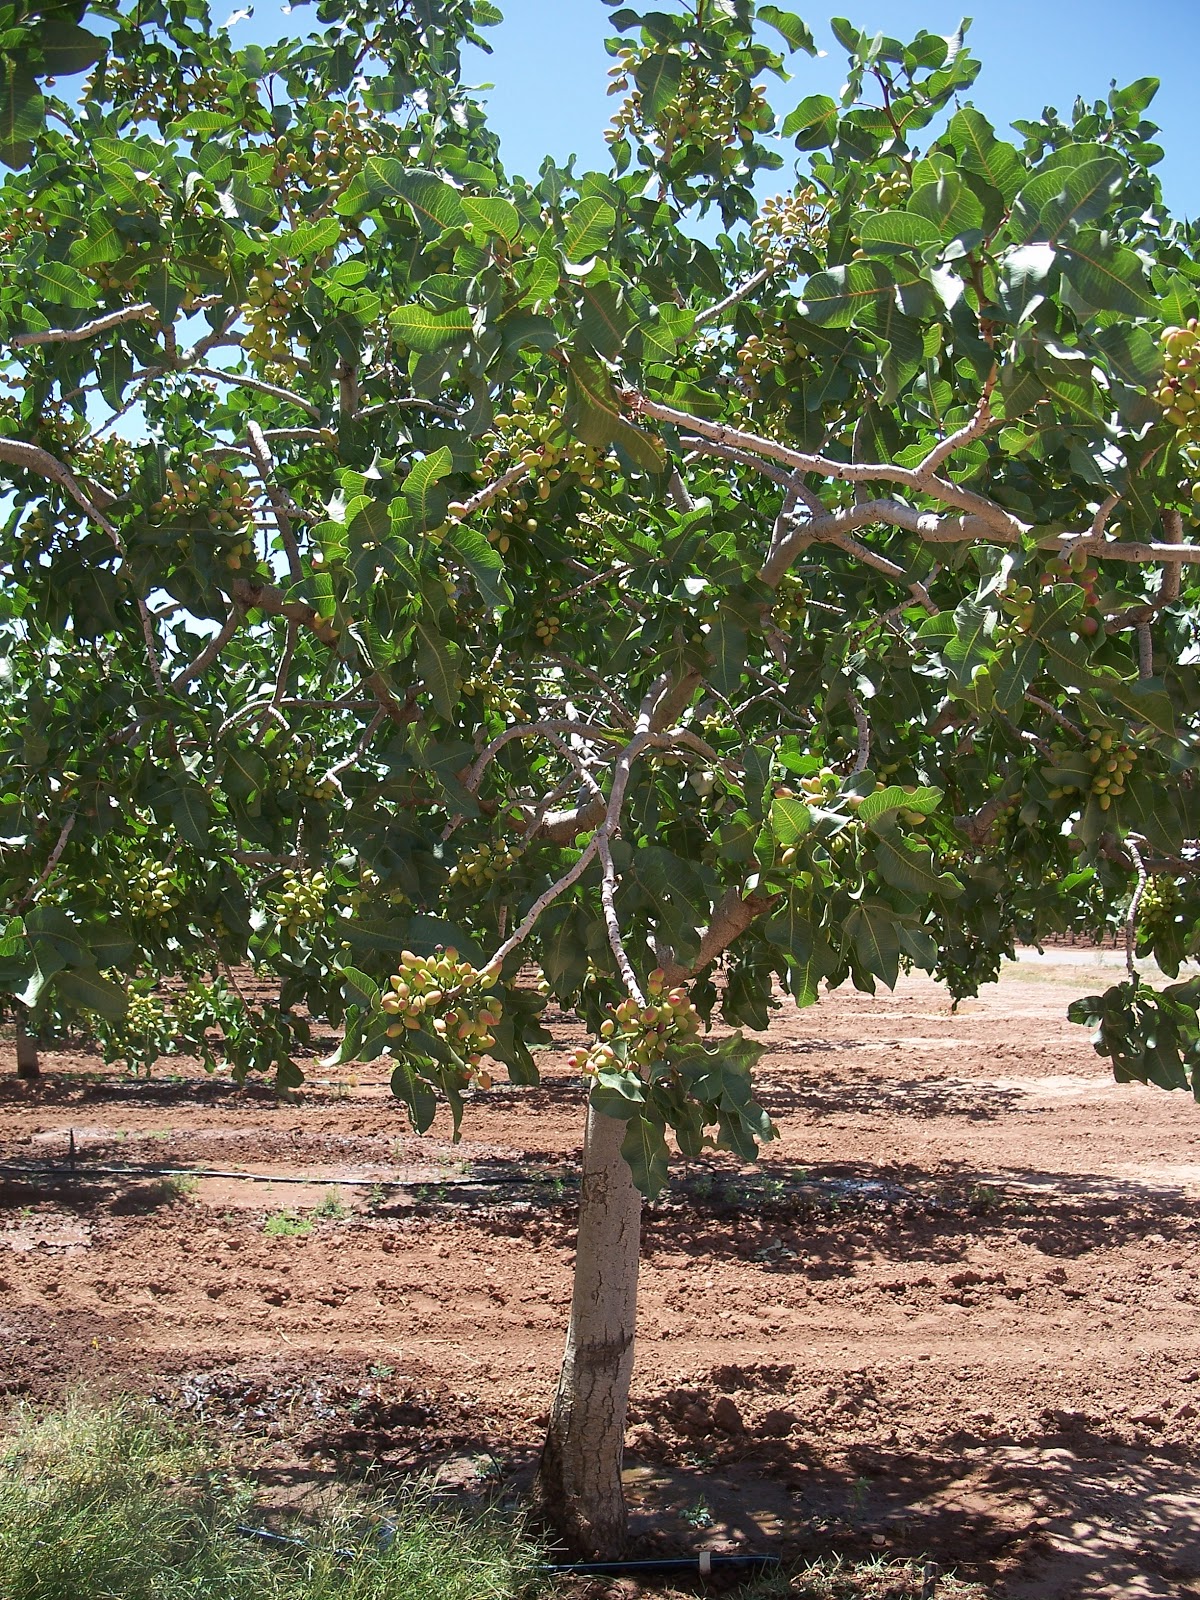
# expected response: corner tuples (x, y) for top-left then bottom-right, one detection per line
(536, 1101), (642, 1558)
(15, 1021), (40, 1081)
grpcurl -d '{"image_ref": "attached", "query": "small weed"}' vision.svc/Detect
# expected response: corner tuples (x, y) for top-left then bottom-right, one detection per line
(367, 1183), (387, 1211)
(850, 1475), (871, 1513)
(262, 1210), (312, 1237)
(313, 1190), (349, 1220)
(681, 1495), (715, 1530)
(968, 1183), (1002, 1213)
(367, 1363), (394, 1381)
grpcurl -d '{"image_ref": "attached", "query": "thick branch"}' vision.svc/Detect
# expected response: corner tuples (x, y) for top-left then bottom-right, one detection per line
(11, 302), (158, 347)
(660, 887), (777, 986)
(168, 607), (243, 692)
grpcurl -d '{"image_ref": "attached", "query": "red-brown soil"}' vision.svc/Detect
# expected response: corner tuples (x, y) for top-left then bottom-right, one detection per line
(3, 952), (1199, 1597)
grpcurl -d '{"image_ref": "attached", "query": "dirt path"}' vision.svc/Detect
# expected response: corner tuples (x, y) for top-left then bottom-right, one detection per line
(2, 953), (1199, 1596)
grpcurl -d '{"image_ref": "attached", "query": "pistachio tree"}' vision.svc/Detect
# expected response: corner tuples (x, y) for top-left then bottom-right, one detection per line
(2, 0), (1199, 1556)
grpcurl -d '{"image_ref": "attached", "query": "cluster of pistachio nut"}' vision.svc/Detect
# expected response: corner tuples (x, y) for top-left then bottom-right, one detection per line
(276, 869), (329, 936)
(751, 187), (827, 270)
(569, 968), (702, 1075)
(380, 949), (503, 1080)
(447, 839), (520, 890)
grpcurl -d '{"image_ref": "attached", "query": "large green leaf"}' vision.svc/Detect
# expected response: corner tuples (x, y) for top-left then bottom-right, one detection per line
(402, 446), (454, 527)
(389, 304), (473, 352)
(57, 968), (128, 1021)
(858, 784), (943, 827)
(782, 93), (838, 147)
(856, 209), (942, 256)
(364, 160), (466, 233)
(564, 197), (616, 262)
(872, 834), (962, 900)
(1061, 233), (1157, 318)
(844, 901), (901, 988)
(1011, 156), (1125, 245)
(909, 173), (984, 239)
(800, 260), (895, 328)
(0, 61), (43, 168)
(461, 194), (520, 243)
(620, 1111), (671, 1197)
(414, 616), (458, 720)
(945, 107), (1022, 204)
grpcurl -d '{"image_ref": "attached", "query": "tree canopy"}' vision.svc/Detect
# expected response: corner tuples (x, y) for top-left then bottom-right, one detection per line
(1, 0), (1199, 1168)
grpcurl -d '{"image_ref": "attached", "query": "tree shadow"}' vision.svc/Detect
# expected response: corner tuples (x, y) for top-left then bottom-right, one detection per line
(754, 1071), (1029, 1122)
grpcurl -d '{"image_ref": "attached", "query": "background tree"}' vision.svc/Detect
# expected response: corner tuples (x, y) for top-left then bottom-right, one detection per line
(2, 0), (1198, 1558)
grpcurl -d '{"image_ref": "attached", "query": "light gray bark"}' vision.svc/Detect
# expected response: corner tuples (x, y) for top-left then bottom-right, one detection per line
(536, 1101), (642, 1557)
(15, 1021), (40, 1081)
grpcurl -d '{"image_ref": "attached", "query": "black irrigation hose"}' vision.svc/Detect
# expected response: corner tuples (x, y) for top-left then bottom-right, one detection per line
(0, 1160), (572, 1190)
(235, 1524), (780, 1578)
(545, 1553), (782, 1576)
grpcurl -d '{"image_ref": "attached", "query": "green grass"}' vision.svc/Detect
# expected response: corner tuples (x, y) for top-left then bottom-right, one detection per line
(0, 1399), (540, 1600)
(262, 1209), (313, 1236)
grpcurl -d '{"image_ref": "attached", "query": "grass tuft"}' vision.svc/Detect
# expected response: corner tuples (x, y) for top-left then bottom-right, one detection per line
(0, 1398), (539, 1600)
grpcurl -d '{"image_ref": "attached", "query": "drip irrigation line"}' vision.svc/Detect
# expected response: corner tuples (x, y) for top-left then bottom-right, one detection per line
(0, 1159), (574, 1191)
(546, 1552), (782, 1575)
(234, 1523), (780, 1578)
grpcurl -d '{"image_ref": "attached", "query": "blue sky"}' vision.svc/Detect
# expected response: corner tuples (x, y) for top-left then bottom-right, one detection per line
(239, 1), (1200, 220)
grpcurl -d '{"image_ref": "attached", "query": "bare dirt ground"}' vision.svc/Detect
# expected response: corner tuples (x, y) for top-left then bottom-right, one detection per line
(2, 952), (1200, 1597)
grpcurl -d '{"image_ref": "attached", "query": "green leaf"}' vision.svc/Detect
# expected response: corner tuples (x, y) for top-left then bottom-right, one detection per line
(844, 901), (901, 988)
(909, 173), (984, 240)
(770, 794), (812, 846)
(1012, 156), (1125, 245)
(389, 304), (473, 352)
(996, 243), (1057, 324)
(782, 93), (838, 147)
(945, 107), (1022, 204)
(620, 1112), (671, 1198)
(579, 280), (633, 359)
(758, 7), (818, 53)
(402, 446), (454, 527)
(445, 522), (509, 611)
(564, 197), (616, 262)
(857, 785), (943, 827)
(461, 194), (520, 243)
(872, 834), (961, 900)
(36, 19), (107, 76)
(856, 209), (942, 255)
(1061, 233), (1157, 318)
(0, 61), (43, 168)
(170, 782), (209, 850)
(591, 1065), (646, 1119)
(800, 259), (894, 328)
(57, 968), (128, 1020)
(364, 161), (466, 234)
(632, 51), (682, 122)
(35, 261), (93, 307)
(390, 1059), (439, 1133)
(566, 348), (664, 472)
(340, 967), (380, 1008)
(414, 616), (458, 720)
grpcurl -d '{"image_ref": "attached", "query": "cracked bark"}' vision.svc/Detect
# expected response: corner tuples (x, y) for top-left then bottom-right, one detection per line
(536, 1102), (641, 1557)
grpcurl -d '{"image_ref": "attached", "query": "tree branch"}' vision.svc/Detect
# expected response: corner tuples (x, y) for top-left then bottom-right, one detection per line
(692, 264), (774, 329)
(168, 606), (244, 692)
(11, 301), (158, 347)
(245, 421), (302, 582)
(192, 365), (321, 419)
